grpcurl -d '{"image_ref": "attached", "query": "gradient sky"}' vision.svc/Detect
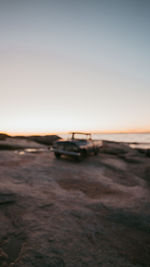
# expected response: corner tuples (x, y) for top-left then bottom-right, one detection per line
(0, 0), (150, 134)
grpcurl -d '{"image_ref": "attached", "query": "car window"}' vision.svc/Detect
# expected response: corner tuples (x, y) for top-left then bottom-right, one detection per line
(57, 143), (64, 149)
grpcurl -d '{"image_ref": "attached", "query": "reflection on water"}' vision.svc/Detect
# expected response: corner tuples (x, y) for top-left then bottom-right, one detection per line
(14, 148), (46, 155)
(25, 148), (43, 153)
(130, 143), (150, 149)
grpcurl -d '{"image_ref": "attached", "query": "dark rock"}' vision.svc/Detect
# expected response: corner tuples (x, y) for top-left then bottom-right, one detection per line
(28, 135), (60, 146)
(0, 133), (11, 140)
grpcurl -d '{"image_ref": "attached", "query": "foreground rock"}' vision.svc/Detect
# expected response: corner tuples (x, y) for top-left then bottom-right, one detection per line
(0, 135), (60, 150)
(0, 140), (150, 266)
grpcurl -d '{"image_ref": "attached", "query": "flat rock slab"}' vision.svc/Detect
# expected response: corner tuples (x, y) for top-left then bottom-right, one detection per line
(0, 140), (150, 266)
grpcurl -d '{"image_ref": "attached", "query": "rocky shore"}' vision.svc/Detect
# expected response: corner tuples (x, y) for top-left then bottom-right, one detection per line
(0, 135), (150, 266)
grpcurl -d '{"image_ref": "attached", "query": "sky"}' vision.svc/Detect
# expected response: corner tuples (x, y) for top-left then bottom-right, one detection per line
(0, 0), (150, 134)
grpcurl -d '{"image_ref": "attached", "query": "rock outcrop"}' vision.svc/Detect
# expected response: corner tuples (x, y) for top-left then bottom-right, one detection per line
(0, 139), (150, 266)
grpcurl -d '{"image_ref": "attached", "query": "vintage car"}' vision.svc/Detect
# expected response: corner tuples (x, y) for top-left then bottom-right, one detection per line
(52, 132), (103, 160)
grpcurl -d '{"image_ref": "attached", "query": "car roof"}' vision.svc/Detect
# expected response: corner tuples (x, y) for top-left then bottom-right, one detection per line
(69, 132), (91, 135)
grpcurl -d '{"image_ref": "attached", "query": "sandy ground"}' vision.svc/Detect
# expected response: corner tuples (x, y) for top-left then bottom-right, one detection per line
(0, 139), (150, 266)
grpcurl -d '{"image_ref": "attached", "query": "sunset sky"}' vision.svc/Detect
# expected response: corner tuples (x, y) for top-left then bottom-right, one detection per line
(0, 0), (150, 134)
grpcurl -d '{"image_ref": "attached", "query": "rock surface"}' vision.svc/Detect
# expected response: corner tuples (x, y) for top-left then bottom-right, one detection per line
(0, 135), (60, 150)
(0, 140), (150, 266)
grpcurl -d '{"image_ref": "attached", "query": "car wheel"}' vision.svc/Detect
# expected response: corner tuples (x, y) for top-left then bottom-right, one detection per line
(55, 152), (61, 159)
(94, 148), (99, 155)
(79, 150), (87, 161)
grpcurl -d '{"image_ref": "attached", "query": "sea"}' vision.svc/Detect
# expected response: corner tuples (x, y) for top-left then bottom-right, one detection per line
(60, 133), (150, 149)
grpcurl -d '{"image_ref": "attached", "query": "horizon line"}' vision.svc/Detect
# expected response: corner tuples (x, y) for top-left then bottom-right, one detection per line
(1, 129), (150, 136)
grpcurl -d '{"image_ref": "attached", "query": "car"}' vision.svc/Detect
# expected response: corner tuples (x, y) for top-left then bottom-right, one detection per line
(52, 132), (103, 160)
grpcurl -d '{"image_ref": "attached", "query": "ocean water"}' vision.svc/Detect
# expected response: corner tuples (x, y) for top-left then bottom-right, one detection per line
(60, 133), (150, 149)
(92, 133), (150, 143)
